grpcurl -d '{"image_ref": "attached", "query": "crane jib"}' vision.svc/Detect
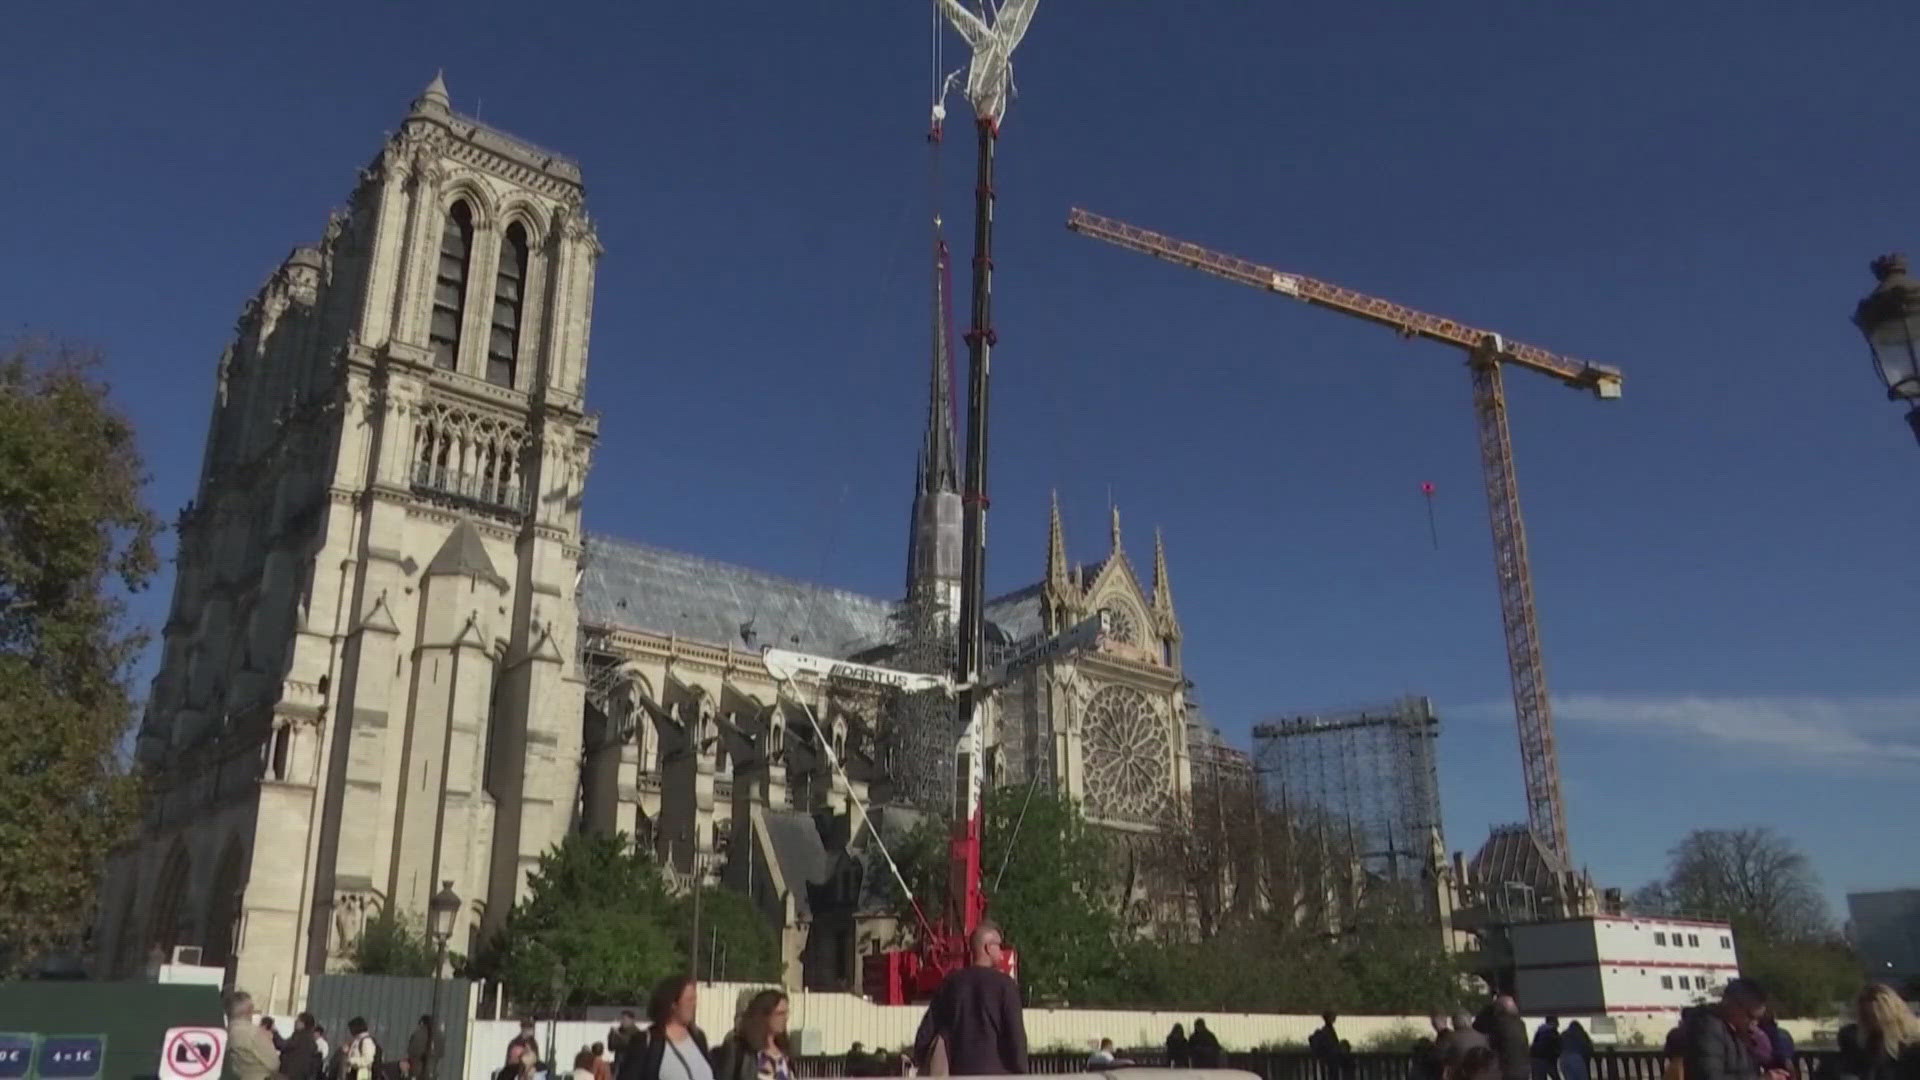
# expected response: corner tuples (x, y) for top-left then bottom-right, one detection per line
(1067, 204), (1626, 868)
(1066, 207), (1623, 399)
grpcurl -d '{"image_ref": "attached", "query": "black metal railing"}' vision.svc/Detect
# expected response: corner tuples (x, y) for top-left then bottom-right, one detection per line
(793, 1050), (1840, 1080)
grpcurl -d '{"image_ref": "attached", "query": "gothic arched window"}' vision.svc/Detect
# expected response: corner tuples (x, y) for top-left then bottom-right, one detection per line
(488, 223), (529, 387)
(430, 201), (474, 370)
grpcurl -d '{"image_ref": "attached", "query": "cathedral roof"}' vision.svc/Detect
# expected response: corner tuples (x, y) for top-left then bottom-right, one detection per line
(579, 534), (1060, 658)
(982, 582), (1044, 644)
(579, 534), (898, 659)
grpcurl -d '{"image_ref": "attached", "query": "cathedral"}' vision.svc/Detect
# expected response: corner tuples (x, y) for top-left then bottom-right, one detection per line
(95, 77), (1242, 1011)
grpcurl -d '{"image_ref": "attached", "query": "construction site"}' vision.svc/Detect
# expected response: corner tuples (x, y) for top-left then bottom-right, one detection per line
(86, 0), (1710, 1024)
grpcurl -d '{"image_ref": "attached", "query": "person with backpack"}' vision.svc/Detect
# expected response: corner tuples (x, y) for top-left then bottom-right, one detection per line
(345, 1018), (381, 1080)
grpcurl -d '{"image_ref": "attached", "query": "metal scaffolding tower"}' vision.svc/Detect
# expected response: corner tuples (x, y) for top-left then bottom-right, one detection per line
(1253, 697), (1443, 886)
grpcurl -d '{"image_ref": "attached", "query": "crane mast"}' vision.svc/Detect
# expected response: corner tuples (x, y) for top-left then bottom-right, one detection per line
(1066, 208), (1622, 864)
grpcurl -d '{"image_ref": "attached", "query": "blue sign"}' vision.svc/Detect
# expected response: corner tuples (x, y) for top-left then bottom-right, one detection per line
(36, 1037), (104, 1080)
(0, 1036), (33, 1080)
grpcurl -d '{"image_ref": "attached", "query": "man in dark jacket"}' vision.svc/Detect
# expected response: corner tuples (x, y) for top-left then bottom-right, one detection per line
(1190, 1021), (1223, 1070)
(1475, 996), (1531, 1080)
(1531, 1017), (1563, 1080)
(284, 1014), (324, 1080)
(1683, 978), (1768, 1080)
(912, 923), (1028, 1075)
(608, 1013), (641, 1076)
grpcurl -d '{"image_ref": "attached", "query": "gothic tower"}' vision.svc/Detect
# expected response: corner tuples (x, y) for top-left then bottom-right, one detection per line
(98, 75), (601, 1011)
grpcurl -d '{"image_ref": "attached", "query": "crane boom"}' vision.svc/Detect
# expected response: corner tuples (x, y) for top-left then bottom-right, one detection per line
(1066, 208), (1622, 399)
(1067, 207), (1624, 864)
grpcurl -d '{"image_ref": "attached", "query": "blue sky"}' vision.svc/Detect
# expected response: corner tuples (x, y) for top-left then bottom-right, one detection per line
(5, 1), (1917, 919)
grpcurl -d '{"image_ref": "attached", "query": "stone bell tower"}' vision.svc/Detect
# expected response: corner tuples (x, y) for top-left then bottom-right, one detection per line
(97, 74), (602, 1011)
(303, 73), (602, 974)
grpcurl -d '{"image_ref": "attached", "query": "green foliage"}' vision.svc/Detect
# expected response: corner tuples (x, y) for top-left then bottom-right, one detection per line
(479, 831), (677, 1007)
(879, 783), (1461, 1014)
(350, 908), (440, 976)
(979, 786), (1131, 1004)
(1115, 919), (1463, 1015)
(0, 339), (158, 974)
(676, 886), (782, 983)
(881, 786), (1131, 1005)
(473, 831), (783, 1008)
(1740, 936), (1860, 1019)
(1358, 1022), (1427, 1052)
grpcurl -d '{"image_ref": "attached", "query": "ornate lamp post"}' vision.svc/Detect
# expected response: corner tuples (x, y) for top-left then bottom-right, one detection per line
(1853, 253), (1920, 443)
(426, 881), (460, 1080)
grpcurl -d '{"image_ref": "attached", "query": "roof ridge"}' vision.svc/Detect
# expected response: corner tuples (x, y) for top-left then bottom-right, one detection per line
(585, 533), (894, 608)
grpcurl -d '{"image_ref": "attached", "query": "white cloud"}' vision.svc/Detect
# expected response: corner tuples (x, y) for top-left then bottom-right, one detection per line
(1461, 693), (1920, 771)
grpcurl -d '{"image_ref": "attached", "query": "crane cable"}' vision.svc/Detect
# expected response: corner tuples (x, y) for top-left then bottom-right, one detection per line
(744, 0), (969, 951)
(770, 672), (939, 944)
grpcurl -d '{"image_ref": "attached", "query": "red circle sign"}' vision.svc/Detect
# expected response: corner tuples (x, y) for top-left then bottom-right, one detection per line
(164, 1032), (219, 1079)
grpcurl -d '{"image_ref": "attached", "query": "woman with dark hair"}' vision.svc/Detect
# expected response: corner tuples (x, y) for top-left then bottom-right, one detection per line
(496, 1041), (546, 1080)
(614, 975), (711, 1080)
(713, 990), (791, 1080)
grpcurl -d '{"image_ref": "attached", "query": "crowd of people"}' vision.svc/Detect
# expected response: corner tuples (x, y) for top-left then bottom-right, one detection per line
(222, 991), (405, 1080)
(224, 960), (1920, 1080)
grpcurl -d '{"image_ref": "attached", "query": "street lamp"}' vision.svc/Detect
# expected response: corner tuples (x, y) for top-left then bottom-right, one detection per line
(1852, 253), (1920, 443)
(426, 881), (460, 1080)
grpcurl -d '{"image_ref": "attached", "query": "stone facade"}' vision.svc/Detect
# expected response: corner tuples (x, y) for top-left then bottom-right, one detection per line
(96, 77), (1214, 1010)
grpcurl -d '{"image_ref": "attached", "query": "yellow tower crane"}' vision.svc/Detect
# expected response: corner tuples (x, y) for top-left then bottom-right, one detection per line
(1066, 208), (1622, 865)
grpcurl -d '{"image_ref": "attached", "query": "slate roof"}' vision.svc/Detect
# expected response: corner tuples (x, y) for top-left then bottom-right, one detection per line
(760, 809), (831, 918)
(982, 583), (1043, 644)
(581, 533), (1046, 657)
(579, 535), (898, 659)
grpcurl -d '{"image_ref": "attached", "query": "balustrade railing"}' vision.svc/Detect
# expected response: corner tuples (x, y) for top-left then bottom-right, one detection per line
(411, 459), (529, 516)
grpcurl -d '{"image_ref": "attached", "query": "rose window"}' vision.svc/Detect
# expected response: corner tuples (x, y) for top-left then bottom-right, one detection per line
(1082, 685), (1169, 822)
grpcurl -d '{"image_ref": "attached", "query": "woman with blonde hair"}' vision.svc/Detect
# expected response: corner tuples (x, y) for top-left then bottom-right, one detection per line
(712, 989), (791, 1080)
(1858, 983), (1920, 1080)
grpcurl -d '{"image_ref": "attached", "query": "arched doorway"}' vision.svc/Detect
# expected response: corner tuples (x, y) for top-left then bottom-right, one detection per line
(110, 887), (139, 977)
(147, 842), (194, 961)
(200, 837), (249, 970)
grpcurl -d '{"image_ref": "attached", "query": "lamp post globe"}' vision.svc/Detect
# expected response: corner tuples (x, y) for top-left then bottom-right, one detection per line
(1854, 254), (1920, 442)
(429, 880), (460, 943)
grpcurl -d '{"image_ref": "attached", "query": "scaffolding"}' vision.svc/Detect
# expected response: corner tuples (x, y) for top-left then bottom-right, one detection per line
(1252, 697), (1443, 887)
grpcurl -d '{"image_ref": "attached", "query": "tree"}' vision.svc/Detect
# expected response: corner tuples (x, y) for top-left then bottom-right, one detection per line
(880, 785), (1129, 1004)
(473, 831), (782, 1008)
(1740, 936), (1859, 1018)
(1634, 827), (1852, 1018)
(676, 886), (782, 983)
(480, 831), (678, 1008)
(1648, 828), (1831, 941)
(0, 339), (159, 974)
(350, 908), (439, 977)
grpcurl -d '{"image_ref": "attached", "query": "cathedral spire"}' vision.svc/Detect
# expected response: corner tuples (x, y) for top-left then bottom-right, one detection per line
(1152, 527), (1176, 618)
(920, 219), (959, 497)
(1046, 490), (1068, 588)
(904, 216), (962, 614)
